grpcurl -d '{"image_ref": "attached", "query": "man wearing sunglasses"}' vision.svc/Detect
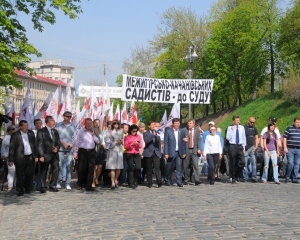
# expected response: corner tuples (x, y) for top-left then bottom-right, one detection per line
(55, 111), (76, 190)
(242, 117), (259, 182)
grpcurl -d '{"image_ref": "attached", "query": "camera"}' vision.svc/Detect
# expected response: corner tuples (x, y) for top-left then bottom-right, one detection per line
(0, 114), (12, 123)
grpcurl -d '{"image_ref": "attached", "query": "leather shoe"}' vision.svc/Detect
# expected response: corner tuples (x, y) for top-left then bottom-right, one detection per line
(183, 181), (188, 185)
(49, 187), (59, 192)
(86, 187), (95, 191)
(77, 186), (82, 190)
(17, 192), (24, 196)
(195, 181), (201, 185)
(177, 184), (183, 187)
(210, 181), (215, 185)
(292, 180), (300, 184)
(147, 183), (152, 188)
(165, 182), (171, 186)
(40, 189), (47, 193)
(157, 182), (163, 188)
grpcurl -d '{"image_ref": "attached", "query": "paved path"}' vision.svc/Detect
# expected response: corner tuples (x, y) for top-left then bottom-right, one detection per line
(0, 176), (300, 239)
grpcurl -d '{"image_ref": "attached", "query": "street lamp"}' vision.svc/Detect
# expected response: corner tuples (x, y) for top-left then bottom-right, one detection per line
(185, 46), (198, 119)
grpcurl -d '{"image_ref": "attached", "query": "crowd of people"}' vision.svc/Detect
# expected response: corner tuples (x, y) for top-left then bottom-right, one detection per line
(1, 111), (300, 196)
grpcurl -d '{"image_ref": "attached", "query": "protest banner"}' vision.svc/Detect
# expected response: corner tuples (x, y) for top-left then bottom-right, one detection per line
(121, 75), (214, 104)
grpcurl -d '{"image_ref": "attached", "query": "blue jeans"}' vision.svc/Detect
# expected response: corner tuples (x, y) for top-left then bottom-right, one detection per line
(58, 152), (74, 185)
(286, 148), (300, 181)
(262, 150), (279, 182)
(242, 146), (257, 180)
(165, 152), (183, 185)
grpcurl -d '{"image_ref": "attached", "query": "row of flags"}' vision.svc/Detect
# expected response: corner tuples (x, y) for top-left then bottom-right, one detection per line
(4, 80), (141, 132)
(4, 78), (180, 133)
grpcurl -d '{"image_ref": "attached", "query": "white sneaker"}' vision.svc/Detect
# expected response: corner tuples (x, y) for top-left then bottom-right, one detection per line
(56, 183), (62, 189)
(66, 184), (71, 190)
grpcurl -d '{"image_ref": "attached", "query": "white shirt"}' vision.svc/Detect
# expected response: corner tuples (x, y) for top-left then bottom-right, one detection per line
(21, 131), (32, 155)
(46, 126), (53, 139)
(174, 128), (179, 151)
(203, 134), (222, 156)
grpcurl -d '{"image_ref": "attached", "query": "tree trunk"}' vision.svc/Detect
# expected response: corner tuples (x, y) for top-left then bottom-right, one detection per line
(213, 100), (217, 113)
(205, 105), (209, 116)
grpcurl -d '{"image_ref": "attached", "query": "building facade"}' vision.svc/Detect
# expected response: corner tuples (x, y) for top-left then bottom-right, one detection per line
(5, 69), (75, 121)
(28, 59), (75, 86)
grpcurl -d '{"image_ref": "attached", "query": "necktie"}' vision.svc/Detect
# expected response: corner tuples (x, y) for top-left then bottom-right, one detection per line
(236, 126), (239, 144)
(51, 129), (55, 146)
(189, 129), (193, 148)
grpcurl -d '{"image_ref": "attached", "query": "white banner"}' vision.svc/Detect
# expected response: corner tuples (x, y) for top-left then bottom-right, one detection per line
(121, 75), (214, 104)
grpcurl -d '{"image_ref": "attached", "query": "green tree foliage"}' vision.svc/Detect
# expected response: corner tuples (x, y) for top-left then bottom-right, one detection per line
(277, 0), (300, 69)
(0, 0), (84, 88)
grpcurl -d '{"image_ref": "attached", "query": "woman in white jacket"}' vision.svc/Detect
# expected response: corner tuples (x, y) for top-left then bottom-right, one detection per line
(1, 125), (16, 190)
(203, 126), (223, 185)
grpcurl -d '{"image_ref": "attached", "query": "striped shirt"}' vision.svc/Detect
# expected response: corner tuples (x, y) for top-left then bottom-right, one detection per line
(283, 125), (300, 147)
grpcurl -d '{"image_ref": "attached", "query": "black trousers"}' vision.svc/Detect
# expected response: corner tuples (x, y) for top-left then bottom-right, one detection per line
(40, 154), (59, 189)
(229, 144), (245, 180)
(206, 153), (220, 182)
(145, 153), (162, 184)
(125, 153), (141, 185)
(77, 148), (96, 188)
(15, 155), (35, 193)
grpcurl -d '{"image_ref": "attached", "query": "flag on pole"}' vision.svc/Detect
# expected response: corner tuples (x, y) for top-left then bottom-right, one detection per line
(128, 101), (137, 125)
(121, 102), (128, 124)
(57, 79), (72, 122)
(107, 102), (114, 122)
(33, 96), (38, 118)
(90, 88), (99, 120)
(114, 104), (120, 121)
(45, 87), (60, 122)
(72, 100), (81, 126)
(166, 103), (180, 127)
(103, 82), (111, 111)
(19, 88), (34, 130)
(160, 109), (168, 129)
(35, 92), (52, 121)
(57, 86), (64, 121)
(10, 101), (16, 126)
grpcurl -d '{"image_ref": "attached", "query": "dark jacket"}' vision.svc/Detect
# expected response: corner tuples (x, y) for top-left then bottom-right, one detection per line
(9, 130), (37, 166)
(143, 130), (162, 158)
(37, 127), (60, 162)
(164, 127), (186, 158)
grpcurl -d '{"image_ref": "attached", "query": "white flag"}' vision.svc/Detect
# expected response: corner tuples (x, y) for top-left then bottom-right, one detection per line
(57, 79), (72, 122)
(45, 87), (60, 122)
(72, 100), (81, 127)
(107, 102), (114, 122)
(121, 102), (128, 124)
(114, 104), (120, 121)
(103, 82), (111, 111)
(19, 88), (34, 130)
(166, 103), (180, 127)
(35, 92), (52, 121)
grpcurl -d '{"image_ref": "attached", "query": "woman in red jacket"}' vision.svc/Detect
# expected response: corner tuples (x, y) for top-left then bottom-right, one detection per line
(124, 124), (142, 188)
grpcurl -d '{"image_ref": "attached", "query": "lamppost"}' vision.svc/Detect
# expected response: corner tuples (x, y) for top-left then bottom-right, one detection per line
(185, 46), (198, 119)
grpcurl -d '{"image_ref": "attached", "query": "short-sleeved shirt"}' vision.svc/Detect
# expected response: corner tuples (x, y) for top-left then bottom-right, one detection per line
(262, 132), (277, 151)
(244, 125), (258, 150)
(283, 125), (300, 147)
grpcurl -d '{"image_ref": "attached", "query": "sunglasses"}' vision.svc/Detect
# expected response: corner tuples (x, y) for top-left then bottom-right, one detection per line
(132, 130), (137, 133)
(250, 121), (255, 124)
(64, 116), (72, 118)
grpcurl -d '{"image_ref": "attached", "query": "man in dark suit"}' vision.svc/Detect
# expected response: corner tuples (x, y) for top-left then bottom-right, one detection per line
(143, 121), (162, 188)
(9, 120), (38, 196)
(183, 119), (201, 185)
(164, 118), (186, 187)
(37, 115), (61, 193)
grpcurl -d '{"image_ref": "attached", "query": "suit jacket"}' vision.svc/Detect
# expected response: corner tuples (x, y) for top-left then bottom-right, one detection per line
(164, 127), (186, 158)
(143, 130), (162, 158)
(37, 127), (61, 162)
(9, 130), (37, 166)
(184, 127), (200, 155)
